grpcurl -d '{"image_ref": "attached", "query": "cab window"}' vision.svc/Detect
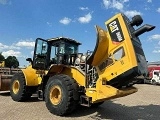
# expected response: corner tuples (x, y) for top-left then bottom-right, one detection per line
(113, 47), (125, 61)
(65, 43), (78, 54)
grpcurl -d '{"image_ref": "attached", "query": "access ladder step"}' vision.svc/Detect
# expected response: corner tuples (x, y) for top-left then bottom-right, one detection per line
(80, 95), (92, 107)
(37, 90), (44, 100)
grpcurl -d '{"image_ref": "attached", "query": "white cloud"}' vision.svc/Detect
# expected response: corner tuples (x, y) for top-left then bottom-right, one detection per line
(153, 50), (160, 53)
(112, 0), (123, 10)
(148, 34), (160, 40)
(0, 0), (7, 5)
(47, 22), (52, 27)
(157, 8), (160, 13)
(147, 0), (152, 3)
(2, 50), (21, 58)
(0, 42), (20, 51)
(59, 17), (71, 25)
(123, 0), (129, 2)
(9, 45), (21, 50)
(78, 13), (92, 24)
(31, 51), (34, 56)
(0, 0), (11, 5)
(154, 46), (160, 49)
(79, 7), (89, 11)
(151, 35), (160, 54)
(149, 34), (160, 54)
(0, 39), (34, 53)
(124, 10), (142, 17)
(103, 0), (142, 18)
(15, 41), (35, 47)
(103, 0), (111, 9)
(0, 43), (9, 50)
(103, 0), (124, 11)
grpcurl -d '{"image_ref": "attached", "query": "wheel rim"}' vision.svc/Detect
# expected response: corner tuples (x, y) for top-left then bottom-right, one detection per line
(12, 80), (20, 94)
(50, 85), (62, 105)
(152, 80), (156, 84)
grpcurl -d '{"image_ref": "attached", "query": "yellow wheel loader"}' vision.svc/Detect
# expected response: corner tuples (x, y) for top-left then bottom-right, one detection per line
(0, 61), (5, 67)
(10, 13), (155, 116)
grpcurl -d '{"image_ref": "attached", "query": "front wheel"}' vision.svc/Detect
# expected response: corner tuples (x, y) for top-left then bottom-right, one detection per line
(10, 73), (32, 101)
(45, 74), (79, 116)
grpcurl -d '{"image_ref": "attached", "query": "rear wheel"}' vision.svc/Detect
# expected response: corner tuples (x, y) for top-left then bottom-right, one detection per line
(10, 73), (32, 101)
(151, 79), (157, 85)
(45, 74), (79, 116)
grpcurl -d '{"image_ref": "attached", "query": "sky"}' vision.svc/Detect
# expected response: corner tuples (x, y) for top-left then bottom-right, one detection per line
(0, 0), (160, 67)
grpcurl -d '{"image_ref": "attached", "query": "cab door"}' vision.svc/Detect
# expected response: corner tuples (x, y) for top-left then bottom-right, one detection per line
(32, 38), (50, 70)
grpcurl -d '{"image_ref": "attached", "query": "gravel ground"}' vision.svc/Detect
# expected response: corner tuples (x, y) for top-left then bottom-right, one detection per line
(0, 84), (160, 120)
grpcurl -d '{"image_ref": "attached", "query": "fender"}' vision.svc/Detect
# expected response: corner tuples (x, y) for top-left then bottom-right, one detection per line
(21, 65), (42, 86)
(47, 64), (86, 86)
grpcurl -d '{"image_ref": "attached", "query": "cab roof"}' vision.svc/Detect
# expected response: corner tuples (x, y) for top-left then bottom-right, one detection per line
(47, 37), (81, 45)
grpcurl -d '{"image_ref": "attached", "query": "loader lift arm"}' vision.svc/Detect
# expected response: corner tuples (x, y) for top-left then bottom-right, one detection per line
(86, 13), (155, 88)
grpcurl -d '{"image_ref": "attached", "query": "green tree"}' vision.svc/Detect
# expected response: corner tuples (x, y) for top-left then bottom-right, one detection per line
(5, 56), (19, 68)
(0, 53), (5, 61)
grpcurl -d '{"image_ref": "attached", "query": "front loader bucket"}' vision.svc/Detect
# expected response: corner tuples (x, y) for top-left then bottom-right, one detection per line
(0, 68), (21, 91)
(86, 26), (109, 66)
(0, 74), (13, 91)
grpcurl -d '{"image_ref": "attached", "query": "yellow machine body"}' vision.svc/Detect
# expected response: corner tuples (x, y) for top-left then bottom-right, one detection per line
(87, 14), (137, 80)
(0, 61), (5, 67)
(9, 13), (155, 116)
(21, 13), (154, 104)
(21, 65), (42, 86)
(22, 64), (137, 103)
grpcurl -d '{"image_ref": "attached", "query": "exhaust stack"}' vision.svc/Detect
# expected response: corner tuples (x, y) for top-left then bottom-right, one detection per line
(133, 24), (155, 37)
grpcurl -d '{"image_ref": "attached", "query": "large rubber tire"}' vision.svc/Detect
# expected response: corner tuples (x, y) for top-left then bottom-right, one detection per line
(45, 74), (79, 116)
(10, 73), (32, 102)
(151, 79), (157, 85)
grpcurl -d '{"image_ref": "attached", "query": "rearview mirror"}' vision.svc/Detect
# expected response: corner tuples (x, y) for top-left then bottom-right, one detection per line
(26, 58), (33, 64)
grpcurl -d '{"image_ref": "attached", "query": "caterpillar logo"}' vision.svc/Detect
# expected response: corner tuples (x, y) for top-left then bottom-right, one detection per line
(107, 18), (124, 42)
(109, 21), (119, 33)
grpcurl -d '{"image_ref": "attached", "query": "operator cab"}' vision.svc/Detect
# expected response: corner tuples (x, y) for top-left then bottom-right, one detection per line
(48, 37), (81, 65)
(27, 37), (81, 70)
